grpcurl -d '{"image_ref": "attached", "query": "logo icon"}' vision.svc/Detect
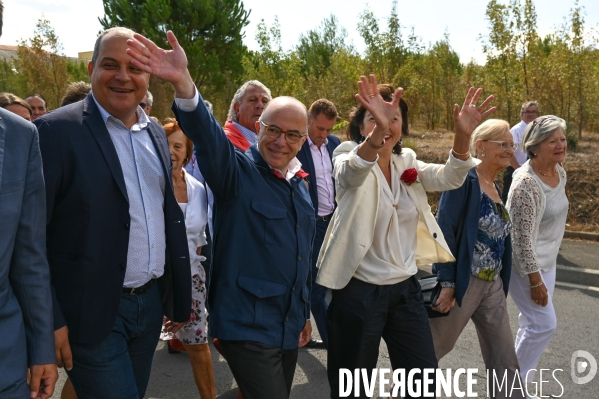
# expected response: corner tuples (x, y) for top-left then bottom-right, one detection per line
(571, 350), (597, 385)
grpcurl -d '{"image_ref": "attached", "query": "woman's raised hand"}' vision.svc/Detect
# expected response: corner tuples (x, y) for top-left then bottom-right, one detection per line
(453, 87), (496, 139)
(355, 74), (403, 132)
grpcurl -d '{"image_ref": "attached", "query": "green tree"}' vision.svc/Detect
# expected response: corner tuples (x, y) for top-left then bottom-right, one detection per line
(99, 0), (250, 97)
(0, 58), (28, 97)
(15, 18), (70, 108)
(242, 18), (303, 98)
(358, 0), (406, 84)
(296, 15), (350, 80)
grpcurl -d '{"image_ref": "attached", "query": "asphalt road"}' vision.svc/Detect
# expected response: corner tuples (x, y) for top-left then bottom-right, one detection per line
(557, 238), (599, 270)
(50, 239), (599, 398)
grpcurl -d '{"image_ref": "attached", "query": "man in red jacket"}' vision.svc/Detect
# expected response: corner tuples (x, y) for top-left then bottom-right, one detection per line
(224, 80), (271, 151)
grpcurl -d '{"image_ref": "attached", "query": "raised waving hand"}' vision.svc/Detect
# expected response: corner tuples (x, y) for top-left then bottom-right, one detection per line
(126, 31), (195, 98)
(355, 74), (403, 132)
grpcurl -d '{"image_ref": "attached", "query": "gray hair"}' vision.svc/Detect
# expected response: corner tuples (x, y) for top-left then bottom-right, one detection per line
(470, 119), (510, 157)
(227, 80), (271, 122)
(91, 27), (136, 67)
(522, 115), (567, 158)
(521, 101), (539, 114)
(145, 90), (153, 106)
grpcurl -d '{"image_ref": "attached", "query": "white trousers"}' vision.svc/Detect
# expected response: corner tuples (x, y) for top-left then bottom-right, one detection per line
(508, 267), (557, 383)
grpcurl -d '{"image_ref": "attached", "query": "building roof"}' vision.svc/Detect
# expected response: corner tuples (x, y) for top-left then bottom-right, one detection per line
(0, 44), (18, 62)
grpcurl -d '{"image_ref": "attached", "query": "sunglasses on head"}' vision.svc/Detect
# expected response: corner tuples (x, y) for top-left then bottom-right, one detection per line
(531, 116), (559, 128)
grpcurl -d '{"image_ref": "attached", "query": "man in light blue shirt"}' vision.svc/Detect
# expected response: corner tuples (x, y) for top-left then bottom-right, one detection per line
(36, 27), (191, 399)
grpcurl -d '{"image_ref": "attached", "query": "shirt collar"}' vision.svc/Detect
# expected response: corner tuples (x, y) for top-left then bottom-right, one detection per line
(233, 121), (258, 145)
(307, 135), (328, 148)
(272, 157), (303, 182)
(92, 93), (150, 131)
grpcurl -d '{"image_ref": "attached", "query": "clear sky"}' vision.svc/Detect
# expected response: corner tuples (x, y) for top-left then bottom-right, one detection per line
(2, 0), (598, 65)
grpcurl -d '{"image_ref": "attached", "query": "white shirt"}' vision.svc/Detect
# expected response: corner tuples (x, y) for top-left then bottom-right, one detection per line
(179, 171), (208, 270)
(510, 120), (529, 166)
(507, 161), (568, 276)
(533, 171), (568, 273)
(352, 156), (419, 285)
(93, 95), (166, 288)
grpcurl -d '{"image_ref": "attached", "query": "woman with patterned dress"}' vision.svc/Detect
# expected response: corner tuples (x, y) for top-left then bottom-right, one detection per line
(431, 119), (525, 399)
(162, 119), (216, 398)
(506, 116), (568, 398)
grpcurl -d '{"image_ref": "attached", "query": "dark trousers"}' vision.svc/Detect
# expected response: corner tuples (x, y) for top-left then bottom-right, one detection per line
(327, 277), (438, 399)
(219, 340), (298, 399)
(310, 219), (330, 347)
(502, 166), (515, 203)
(67, 282), (164, 399)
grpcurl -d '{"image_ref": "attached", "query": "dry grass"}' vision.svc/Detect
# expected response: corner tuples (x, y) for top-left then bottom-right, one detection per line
(406, 124), (599, 233)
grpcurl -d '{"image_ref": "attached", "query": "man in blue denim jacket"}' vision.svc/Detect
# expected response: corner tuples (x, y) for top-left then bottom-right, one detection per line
(126, 31), (315, 398)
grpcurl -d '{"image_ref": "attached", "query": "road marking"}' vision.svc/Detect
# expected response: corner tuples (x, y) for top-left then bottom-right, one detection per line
(557, 265), (599, 275)
(555, 281), (599, 292)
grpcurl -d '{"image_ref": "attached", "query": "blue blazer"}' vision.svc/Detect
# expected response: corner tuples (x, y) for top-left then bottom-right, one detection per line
(296, 135), (341, 215)
(173, 97), (315, 350)
(35, 94), (191, 345)
(0, 109), (54, 394)
(433, 168), (512, 306)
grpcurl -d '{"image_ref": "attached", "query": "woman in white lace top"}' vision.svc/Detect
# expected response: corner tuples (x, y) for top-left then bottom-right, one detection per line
(506, 115), (568, 392)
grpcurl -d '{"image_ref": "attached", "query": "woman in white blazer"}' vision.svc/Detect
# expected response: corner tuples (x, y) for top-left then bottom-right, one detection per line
(316, 75), (495, 399)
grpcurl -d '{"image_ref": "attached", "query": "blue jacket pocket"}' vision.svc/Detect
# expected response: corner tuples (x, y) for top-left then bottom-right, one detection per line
(238, 274), (287, 298)
(251, 200), (287, 245)
(237, 274), (288, 330)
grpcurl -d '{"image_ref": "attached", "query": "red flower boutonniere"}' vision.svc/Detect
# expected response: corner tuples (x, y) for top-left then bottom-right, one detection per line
(400, 168), (419, 186)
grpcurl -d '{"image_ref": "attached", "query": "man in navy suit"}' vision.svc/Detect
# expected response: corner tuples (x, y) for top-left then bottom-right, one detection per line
(296, 99), (340, 349)
(35, 27), (191, 399)
(126, 30), (315, 398)
(0, 3), (58, 398)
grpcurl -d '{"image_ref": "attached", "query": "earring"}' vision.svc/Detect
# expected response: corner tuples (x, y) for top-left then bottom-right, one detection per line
(481, 150), (486, 157)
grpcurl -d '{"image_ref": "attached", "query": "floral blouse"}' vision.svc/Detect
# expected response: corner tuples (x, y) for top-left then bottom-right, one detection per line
(471, 190), (512, 281)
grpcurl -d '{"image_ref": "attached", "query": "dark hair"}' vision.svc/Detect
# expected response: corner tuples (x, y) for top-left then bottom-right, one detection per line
(61, 81), (91, 106)
(309, 98), (338, 121)
(25, 93), (47, 108)
(163, 118), (193, 166)
(0, 92), (33, 116)
(347, 84), (408, 155)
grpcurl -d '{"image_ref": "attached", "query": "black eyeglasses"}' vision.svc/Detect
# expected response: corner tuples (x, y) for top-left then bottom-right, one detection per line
(260, 121), (306, 144)
(139, 102), (148, 109)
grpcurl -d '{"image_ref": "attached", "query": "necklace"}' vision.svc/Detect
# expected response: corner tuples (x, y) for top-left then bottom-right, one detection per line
(475, 167), (496, 188)
(533, 162), (558, 177)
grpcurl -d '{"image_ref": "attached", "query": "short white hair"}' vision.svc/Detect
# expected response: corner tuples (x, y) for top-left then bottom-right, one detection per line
(470, 119), (510, 157)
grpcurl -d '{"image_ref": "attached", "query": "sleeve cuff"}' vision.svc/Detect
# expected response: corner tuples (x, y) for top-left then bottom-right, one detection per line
(354, 149), (378, 167)
(174, 87), (199, 112)
(440, 281), (456, 288)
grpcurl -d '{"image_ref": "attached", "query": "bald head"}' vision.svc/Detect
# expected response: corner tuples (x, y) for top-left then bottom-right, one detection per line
(260, 96), (308, 134)
(256, 96), (308, 174)
(91, 27), (136, 68)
